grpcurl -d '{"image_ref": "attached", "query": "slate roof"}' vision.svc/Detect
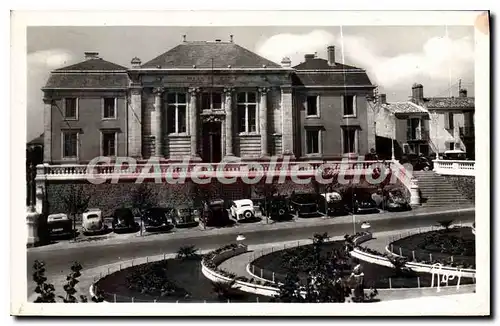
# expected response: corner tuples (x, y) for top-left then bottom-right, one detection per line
(424, 97), (475, 109)
(44, 72), (129, 89)
(293, 58), (360, 70)
(55, 58), (127, 71)
(141, 41), (283, 69)
(382, 102), (429, 114)
(292, 71), (373, 87)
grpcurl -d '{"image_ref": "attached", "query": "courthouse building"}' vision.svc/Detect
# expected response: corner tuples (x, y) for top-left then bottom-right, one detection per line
(41, 37), (376, 164)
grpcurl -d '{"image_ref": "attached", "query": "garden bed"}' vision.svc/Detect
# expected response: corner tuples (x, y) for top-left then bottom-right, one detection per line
(95, 257), (271, 303)
(251, 242), (474, 289)
(389, 227), (475, 267)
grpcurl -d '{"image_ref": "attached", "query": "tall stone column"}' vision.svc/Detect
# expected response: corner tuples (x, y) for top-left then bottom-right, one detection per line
(129, 88), (142, 158)
(43, 98), (52, 163)
(189, 87), (201, 160)
(281, 86), (295, 158)
(224, 87), (236, 159)
(152, 87), (164, 158)
(259, 87), (269, 158)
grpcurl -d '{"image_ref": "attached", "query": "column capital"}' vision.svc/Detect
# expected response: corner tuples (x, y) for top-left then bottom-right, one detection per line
(223, 87), (234, 95)
(152, 87), (165, 95)
(258, 87), (270, 94)
(42, 98), (53, 105)
(130, 87), (142, 96)
(188, 87), (200, 95)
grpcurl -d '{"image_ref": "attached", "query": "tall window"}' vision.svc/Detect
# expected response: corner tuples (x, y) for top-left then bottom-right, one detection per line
(306, 95), (319, 116)
(306, 129), (320, 154)
(342, 128), (357, 154)
(201, 92), (222, 110)
(64, 98), (78, 119)
(343, 95), (356, 117)
(446, 112), (454, 130)
(167, 93), (187, 134)
(103, 98), (116, 119)
(101, 131), (116, 156)
(237, 92), (257, 133)
(62, 131), (78, 158)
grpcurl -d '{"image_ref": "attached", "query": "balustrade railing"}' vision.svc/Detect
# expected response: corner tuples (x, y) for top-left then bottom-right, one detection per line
(35, 160), (400, 181)
(433, 159), (475, 176)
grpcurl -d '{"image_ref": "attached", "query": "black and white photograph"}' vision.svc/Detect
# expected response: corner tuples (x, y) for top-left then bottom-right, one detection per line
(10, 9), (490, 316)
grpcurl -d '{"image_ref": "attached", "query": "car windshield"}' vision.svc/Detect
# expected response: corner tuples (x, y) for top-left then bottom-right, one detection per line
(293, 194), (317, 202)
(354, 191), (372, 200)
(179, 208), (190, 213)
(390, 190), (403, 197)
(86, 214), (99, 219)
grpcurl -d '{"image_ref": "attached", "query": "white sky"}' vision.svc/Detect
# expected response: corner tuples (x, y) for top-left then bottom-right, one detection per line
(27, 26), (475, 141)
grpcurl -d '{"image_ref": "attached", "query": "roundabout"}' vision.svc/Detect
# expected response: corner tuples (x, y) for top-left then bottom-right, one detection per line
(88, 223), (476, 303)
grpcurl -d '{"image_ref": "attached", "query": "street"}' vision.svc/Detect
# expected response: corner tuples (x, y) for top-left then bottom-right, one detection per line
(27, 210), (475, 282)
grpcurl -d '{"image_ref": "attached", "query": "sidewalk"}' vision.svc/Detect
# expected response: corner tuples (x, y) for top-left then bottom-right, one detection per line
(28, 204), (475, 253)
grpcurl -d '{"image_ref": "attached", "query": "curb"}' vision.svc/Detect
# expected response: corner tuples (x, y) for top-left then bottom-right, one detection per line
(28, 206), (475, 253)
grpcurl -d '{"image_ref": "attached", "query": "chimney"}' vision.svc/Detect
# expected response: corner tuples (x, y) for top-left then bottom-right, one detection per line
(131, 57), (142, 68)
(281, 57), (291, 68)
(182, 35), (187, 42)
(379, 94), (387, 104)
(230, 35), (234, 43)
(304, 54), (315, 61)
(327, 46), (336, 66)
(84, 52), (99, 60)
(459, 89), (468, 97)
(411, 83), (424, 103)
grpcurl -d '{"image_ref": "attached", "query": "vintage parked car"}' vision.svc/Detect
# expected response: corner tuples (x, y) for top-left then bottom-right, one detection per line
(112, 208), (140, 233)
(320, 191), (349, 217)
(82, 208), (107, 235)
(142, 207), (174, 232)
(47, 213), (73, 238)
(202, 199), (231, 227)
(381, 187), (411, 212)
(442, 149), (467, 160)
(170, 205), (199, 228)
(254, 196), (293, 221)
(289, 192), (323, 218)
(230, 199), (262, 222)
(400, 153), (433, 171)
(343, 187), (379, 214)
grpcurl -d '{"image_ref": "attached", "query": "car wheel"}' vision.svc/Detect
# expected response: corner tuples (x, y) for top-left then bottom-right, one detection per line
(423, 166), (430, 171)
(278, 209), (285, 216)
(243, 210), (254, 219)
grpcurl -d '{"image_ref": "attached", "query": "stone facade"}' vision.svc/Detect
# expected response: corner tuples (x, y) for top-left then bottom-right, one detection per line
(41, 42), (375, 164)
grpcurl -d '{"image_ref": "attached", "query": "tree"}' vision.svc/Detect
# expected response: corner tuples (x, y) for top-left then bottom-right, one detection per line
(253, 183), (278, 224)
(61, 185), (91, 239)
(188, 183), (214, 229)
(131, 184), (158, 236)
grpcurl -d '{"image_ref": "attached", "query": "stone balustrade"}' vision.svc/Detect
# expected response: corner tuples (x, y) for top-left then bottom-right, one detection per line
(433, 160), (475, 176)
(34, 160), (400, 182)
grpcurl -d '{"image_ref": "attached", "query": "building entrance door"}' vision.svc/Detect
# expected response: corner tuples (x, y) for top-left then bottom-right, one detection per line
(202, 122), (222, 163)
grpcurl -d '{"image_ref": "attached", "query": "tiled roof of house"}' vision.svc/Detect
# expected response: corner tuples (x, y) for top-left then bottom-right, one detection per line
(291, 71), (373, 87)
(293, 58), (360, 70)
(424, 97), (475, 109)
(382, 101), (428, 114)
(27, 133), (44, 146)
(55, 58), (127, 71)
(141, 41), (283, 69)
(44, 72), (129, 89)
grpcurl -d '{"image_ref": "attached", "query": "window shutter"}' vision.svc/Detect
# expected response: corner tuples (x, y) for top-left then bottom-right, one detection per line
(444, 113), (449, 129)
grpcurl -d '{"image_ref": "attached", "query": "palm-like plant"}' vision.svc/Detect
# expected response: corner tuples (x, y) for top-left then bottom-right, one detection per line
(211, 280), (240, 301)
(438, 220), (454, 231)
(176, 245), (199, 260)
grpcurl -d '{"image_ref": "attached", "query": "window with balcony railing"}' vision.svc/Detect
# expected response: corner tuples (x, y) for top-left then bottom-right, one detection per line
(406, 128), (429, 140)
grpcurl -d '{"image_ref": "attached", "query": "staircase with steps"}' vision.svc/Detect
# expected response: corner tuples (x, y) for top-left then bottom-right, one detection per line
(412, 171), (473, 207)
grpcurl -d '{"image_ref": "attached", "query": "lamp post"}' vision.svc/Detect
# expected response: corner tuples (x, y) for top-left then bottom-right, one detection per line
(391, 113), (396, 161)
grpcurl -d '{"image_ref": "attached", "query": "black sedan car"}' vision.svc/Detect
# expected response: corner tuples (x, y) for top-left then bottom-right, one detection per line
(254, 196), (293, 221)
(289, 192), (323, 218)
(400, 153), (433, 171)
(112, 208), (140, 233)
(202, 199), (231, 227)
(143, 207), (174, 232)
(381, 187), (411, 212)
(343, 188), (379, 214)
(320, 191), (349, 217)
(170, 205), (199, 228)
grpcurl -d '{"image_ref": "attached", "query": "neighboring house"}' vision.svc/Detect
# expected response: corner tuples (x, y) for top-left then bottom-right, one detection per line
(41, 38), (375, 164)
(373, 84), (475, 159)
